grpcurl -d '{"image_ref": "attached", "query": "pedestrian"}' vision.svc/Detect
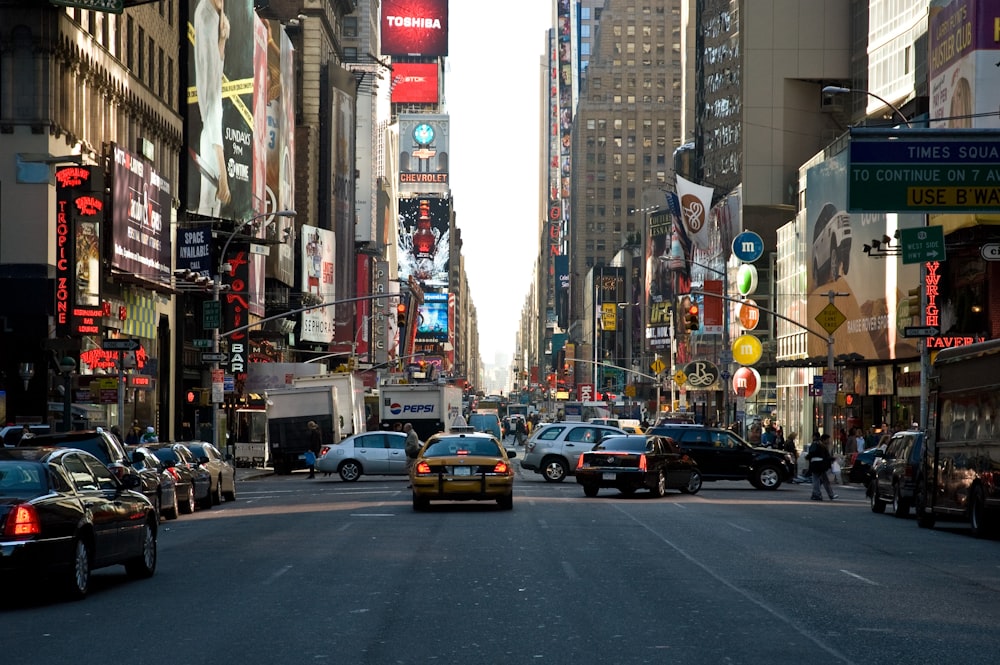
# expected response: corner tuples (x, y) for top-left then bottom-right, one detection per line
(305, 421), (321, 478)
(404, 423), (420, 486)
(125, 420), (141, 446)
(140, 425), (158, 443)
(854, 428), (866, 454)
(808, 433), (838, 501)
(515, 416), (527, 447)
(783, 432), (800, 481)
(110, 424), (122, 441)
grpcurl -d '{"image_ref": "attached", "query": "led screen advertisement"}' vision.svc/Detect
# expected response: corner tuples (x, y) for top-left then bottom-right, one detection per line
(380, 0), (449, 57)
(398, 113), (449, 195)
(416, 292), (449, 342)
(186, 0), (257, 221)
(804, 150), (921, 361)
(397, 197), (450, 287)
(110, 144), (173, 284)
(390, 63), (439, 104)
(300, 225), (336, 344)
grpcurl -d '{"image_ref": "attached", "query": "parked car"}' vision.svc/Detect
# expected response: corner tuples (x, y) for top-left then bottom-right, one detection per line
(316, 431), (410, 481)
(184, 441), (237, 504)
(128, 446), (180, 520)
(574, 434), (702, 497)
(520, 422), (626, 482)
(812, 202), (852, 286)
(846, 447), (881, 486)
(870, 430), (924, 517)
(1, 424), (52, 447)
(138, 443), (212, 512)
(410, 432), (515, 511)
(645, 424), (796, 490)
(0, 447), (157, 600)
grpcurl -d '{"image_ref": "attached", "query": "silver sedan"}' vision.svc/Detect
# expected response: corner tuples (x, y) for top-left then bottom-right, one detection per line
(316, 431), (412, 481)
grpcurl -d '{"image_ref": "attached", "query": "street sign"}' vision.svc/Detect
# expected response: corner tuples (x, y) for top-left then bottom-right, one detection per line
(899, 226), (946, 264)
(650, 358), (666, 375)
(203, 300), (221, 330)
(981, 243), (1000, 261)
(848, 131), (1000, 212)
(732, 231), (765, 263)
(815, 303), (846, 335)
(193, 338), (213, 348)
(904, 326), (940, 338)
(102, 338), (140, 351)
(672, 370), (687, 386)
(201, 352), (228, 363)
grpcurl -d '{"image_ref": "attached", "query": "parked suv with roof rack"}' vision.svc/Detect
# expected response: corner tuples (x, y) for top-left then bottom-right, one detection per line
(645, 424), (795, 490)
(869, 429), (924, 517)
(520, 421), (626, 482)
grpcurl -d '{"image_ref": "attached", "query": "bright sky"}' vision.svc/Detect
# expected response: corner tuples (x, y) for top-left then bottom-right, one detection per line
(446, 2), (552, 366)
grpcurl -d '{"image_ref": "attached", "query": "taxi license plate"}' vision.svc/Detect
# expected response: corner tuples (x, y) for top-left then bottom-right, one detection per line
(602, 472), (616, 480)
(454, 466), (472, 476)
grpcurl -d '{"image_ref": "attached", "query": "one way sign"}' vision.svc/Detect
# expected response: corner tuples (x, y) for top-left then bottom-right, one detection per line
(201, 352), (228, 364)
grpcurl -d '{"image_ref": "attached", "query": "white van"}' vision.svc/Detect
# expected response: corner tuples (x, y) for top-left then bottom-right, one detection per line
(589, 418), (643, 434)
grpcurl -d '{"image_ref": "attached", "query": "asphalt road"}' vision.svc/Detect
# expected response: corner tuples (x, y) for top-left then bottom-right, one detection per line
(4, 466), (1000, 665)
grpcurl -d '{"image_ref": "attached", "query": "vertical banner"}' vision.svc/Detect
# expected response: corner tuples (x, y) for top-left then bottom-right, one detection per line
(300, 224), (336, 344)
(397, 197), (450, 287)
(265, 20), (296, 286)
(447, 292), (456, 370)
(222, 240), (250, 374)
(110, 144), (172, 282)
(187, 0), (255, 220)
(676, 175), (714, 249)
(54, 166), (106, 337)
(703, 279), (724, 334)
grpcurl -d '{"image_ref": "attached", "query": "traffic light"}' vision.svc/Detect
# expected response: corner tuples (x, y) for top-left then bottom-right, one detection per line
(685, 303), (700, 332)
(907, 287), (921, 323)
(396, 302), (407, 327)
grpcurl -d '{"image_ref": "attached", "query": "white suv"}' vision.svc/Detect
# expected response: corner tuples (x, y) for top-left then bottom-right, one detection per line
(520, 422), (626, 482)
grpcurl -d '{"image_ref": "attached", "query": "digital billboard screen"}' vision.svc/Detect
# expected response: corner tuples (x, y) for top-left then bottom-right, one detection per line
(381, 0), (449, 57)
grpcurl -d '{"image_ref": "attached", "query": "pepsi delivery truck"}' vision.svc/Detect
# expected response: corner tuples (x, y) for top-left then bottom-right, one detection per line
(378, 383), (464, 441)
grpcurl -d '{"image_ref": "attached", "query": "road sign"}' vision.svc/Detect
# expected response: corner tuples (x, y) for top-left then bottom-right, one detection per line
(203, 300), (222, 330)
(193, 338), (213, 348)
(981, 243), (1000, 261)
(732, 231), (765, 263)
(899, 226), (946, 264)
(201, 352), (228, 363)
(904, 326), (940, 338)
(848, 131), (1000, 212)
(102, 338), (140, 351)
(624, 385), (636, 398)
(815, 303), (846, 335)
(672, 370), (687, 386)
(650, 358), (666, 375)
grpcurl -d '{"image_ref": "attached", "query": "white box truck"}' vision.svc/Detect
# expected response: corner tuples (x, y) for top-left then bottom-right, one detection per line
(292, 372), (366, 441)
(266, 384), (340, 474)
(378, 383), (464, 441)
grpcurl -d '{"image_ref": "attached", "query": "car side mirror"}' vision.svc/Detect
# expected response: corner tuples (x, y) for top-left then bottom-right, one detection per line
(198, 456), (209, 464)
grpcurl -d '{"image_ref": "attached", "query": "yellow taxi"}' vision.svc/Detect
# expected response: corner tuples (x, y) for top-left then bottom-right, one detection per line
(410, 432), (515, 511)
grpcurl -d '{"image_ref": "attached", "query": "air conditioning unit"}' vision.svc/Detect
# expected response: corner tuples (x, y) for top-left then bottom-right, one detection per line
(820, 93), (843, 112)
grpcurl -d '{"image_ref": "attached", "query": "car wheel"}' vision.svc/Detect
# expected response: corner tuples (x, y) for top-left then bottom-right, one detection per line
(339, 460), (362, 482)
(582, 484), (599, 498)
(892, 484), (910, 518)
(212, 477), (223, 505)
(497, 493), (513, 510)
(164, 489), (179, 520)
(180, 485), (196, 514)
(223, 478), (237, 502)
(124, 519), (157, 578)
(681, 470), (702, 495)
(652, 470), (667, 498)
(412, 492), (429, 511)
(61, 536), (91, 600)
(541, 457), (568, 483)
(754, 465), (782, 490)
(870, 485), (887, 513)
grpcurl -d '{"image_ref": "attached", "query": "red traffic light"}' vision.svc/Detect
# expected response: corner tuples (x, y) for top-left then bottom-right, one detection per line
(688, 304), (699, 316)
(186, 390), (196, 404)
(396, 303), (407, 314)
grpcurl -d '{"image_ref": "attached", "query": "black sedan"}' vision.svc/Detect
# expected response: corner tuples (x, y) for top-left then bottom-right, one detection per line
(575, 435), (702, 497)
(184, 441), (237, 504)
(128, 447), (180, 519)
(0, 447), (157, 600)
(138, 443), (212, 513)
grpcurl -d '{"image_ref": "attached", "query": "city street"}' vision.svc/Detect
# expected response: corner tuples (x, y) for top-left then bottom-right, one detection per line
(4, 466), (1000, 665)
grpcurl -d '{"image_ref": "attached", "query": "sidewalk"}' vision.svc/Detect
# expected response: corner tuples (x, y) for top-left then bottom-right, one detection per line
(236, 465), (273, 481)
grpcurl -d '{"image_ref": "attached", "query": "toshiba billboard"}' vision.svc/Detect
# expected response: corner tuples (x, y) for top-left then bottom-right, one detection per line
(381, 0), (448, 57)
(391, 63), (439, 103)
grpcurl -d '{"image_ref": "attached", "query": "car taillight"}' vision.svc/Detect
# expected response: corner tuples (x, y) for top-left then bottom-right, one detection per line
(319, 446), (332, 457)
(415, 461), (431, 475)
(576, 454), (585, 470)
(638, 454), (647, 471)
(493, 461), (510, 474)
(166, 467), (181, 481)
(4, 504), (40, 538)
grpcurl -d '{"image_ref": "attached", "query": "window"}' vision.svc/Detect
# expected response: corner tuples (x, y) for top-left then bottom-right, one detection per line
(343, 16), (358, 37)
(83, 455), (119, 492)
(62, 454), (98, 491)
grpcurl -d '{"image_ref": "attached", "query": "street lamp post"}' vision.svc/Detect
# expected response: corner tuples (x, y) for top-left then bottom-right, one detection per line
(211, 210), (296, 454)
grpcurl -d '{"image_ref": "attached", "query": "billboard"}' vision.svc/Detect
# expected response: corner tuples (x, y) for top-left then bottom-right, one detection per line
(929, 0), (1000, 129)
(300, 224), (336, 344)
(177, 223), (212, 276)
(380, 0), (449, 57)
(110, 144), (172, 284)
(416, 292), (449, 342)
(186, 0), (257, 221)
(264, 20), (296, 286)
(398, 113), (449, 195)
(391, 63), (439, 103)
(397, 197), (450, 287)
(54, 165), (106, 338)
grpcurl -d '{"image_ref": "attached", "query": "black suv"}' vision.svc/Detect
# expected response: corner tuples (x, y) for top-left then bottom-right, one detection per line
(645, 424), (795, 490)
(869, 430), (924, 517)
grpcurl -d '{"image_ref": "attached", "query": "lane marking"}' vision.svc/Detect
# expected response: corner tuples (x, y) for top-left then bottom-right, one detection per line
(262, 565), (293, 585)
(840, 569), (879, 586)
(727, 522), (751, 532)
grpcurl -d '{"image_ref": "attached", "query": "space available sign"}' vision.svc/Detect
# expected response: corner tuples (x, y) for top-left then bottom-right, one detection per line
(177, 224), (213, 275)
(110, 143), (172, 282)
(380, 0), (449, 57)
